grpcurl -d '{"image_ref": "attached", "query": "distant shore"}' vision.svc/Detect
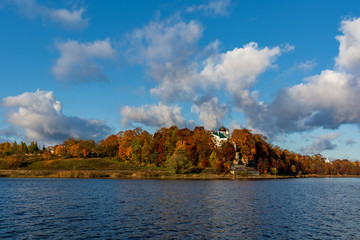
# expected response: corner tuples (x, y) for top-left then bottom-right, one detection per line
(1, 157), (359, 180)
(0, 169), (359, 180)
(0, 169), (285, 180)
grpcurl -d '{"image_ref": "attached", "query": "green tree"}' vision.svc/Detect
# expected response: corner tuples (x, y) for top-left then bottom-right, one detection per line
(28, 142), (39, 154)
(165, 141), (190, 173)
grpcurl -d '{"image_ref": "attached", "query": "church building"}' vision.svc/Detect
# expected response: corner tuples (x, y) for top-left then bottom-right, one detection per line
(212, 126), (230, 147)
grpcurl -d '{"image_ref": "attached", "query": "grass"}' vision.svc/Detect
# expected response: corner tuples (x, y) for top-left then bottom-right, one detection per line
(0, 158), (8, 169)
(0, 157), (170, 178)
(26, 158), (126, 170)
(0, 156), (297, 179)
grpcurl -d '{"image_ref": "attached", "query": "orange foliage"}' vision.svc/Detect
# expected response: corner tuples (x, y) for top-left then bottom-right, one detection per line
(231, 129), (256, 162)
(54, 145), (66, 156)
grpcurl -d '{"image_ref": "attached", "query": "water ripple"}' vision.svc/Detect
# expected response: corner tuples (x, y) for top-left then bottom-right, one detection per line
(0, 178), (360, 239)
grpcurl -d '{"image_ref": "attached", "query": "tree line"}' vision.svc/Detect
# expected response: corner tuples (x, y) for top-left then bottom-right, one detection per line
(1, 126), (359, 175)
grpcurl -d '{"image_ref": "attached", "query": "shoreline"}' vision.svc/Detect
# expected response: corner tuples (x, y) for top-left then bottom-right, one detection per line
(0, 169), (359, 180)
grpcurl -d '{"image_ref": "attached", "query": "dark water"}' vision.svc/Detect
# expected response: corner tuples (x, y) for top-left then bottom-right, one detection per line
(0, 178), (359, 239)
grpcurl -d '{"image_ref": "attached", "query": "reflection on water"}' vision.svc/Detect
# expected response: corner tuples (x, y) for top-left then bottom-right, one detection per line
(0, 178), (359, 239)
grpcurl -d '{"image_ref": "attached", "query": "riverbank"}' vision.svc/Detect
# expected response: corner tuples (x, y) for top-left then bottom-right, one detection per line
(0, 157), (358, 180)
(0, 169), (293, 180)
(1, 169), (358, 180)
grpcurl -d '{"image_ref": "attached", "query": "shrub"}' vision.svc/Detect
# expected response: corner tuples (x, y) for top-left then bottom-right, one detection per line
(165, 153), (190, 174)
(7, 155), (26, 168)
(270, 167), (278, 175)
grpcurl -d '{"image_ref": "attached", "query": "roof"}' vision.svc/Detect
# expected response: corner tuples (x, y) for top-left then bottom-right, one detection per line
(212, 132), (228, 139)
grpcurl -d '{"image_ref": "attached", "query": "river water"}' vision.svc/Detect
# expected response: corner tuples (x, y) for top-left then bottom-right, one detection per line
(0, 178), (359, 239)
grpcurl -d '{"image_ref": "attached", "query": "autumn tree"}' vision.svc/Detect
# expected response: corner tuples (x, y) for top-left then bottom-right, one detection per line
(193, 126), (214, 167)
(54, 145), (66, 157)
(118, 128), (143, 162)
(165, 140), (190, 173)
(99, 134), (119, 157)
(63, 137), (78, 157)
(0, 142), (11, 156)
(7, 155), (25, 168)
(231, 129), (256, 165)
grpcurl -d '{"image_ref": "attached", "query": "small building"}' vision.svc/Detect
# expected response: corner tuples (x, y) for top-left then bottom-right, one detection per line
(212, 126), (230, 147)
(45, 146), (55, 154)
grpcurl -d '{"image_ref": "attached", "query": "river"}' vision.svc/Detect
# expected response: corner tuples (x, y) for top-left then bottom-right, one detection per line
(0, 178), (359, 239)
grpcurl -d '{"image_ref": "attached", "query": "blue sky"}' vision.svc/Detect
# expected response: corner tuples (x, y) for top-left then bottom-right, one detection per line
(1, 0), (360, 160)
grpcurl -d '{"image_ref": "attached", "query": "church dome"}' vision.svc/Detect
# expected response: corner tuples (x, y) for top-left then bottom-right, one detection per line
(219, 126), (226, 132)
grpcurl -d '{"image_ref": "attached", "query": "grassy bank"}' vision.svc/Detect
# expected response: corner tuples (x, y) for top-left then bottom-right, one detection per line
(0, 157), (357, 180)
(0, 157), (283, 179)
(0, 169), (296, 180)
(0, 157), (170, 178)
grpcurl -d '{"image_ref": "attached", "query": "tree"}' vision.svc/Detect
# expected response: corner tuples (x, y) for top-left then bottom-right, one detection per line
(0, 142), (11, 156)
(10, 141), (18, 155)
(70, 143), (81, 157)
(7, 155), (25, 168)
(54, 145), (66, 157)
(118, 129), (142, 161)
(231, 129), (256, 164)
(28, 142), (39, 154)
(193, 126), (214, 167)
(99, 134), (119, 157)
(165, 141), (190, 174)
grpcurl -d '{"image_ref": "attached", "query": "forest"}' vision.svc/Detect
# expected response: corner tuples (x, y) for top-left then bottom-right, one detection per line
(1, 126), (360, 176)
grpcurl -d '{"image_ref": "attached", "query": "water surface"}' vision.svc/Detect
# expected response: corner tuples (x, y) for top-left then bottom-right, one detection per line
(0, 178), (359, 239)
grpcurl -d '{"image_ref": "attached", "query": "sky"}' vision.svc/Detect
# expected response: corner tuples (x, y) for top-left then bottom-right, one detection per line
(1, 0), (360, 160)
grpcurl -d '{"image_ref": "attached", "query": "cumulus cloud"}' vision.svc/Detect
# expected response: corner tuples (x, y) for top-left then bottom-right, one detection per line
(11, 0), (88, 29)
(126, 17), (202, 101)
(270, 70), (360, 131)
(242, 17), (360, 137)
(244, 70), (360, 136)
(187, 0), (232, 16)
(2, 90), (112, 145)
(121, 104), (187, 128)
(127, 18), (202, 64)
(52, 38), (116, 83)
(124, 15), (289, 130)
(301, 133), (339, 154)
(335, 17), (360, 73)
(201, 42), (281, 106)
(191, 97), (228, 130)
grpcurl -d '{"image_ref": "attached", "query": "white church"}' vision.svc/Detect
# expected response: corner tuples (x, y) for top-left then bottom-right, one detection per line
(211, 125), (230, 147)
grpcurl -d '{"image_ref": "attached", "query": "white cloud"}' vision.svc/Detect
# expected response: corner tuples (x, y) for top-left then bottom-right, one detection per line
(245, 70), (360, 136)
(187, 0), (232, 16)
(301, 133), (339, 154)
(297, 59), (317, 71)
(126, 18), (203, 102)
(121, 103), (187, 128)
(2, 90), (112, 145)
(52, 38), (116, 83)
(242, 17), (360, 137)
(127, 18), (202, 64)
(48, 8), (86, 29)
(191, 97), (228, 130)
(125, 15), (289, 130)
(201, 42), (281, 106)
(336, 17), (360, 73)
(12, 0), (88, 29)
(288, 59), (317, 73)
